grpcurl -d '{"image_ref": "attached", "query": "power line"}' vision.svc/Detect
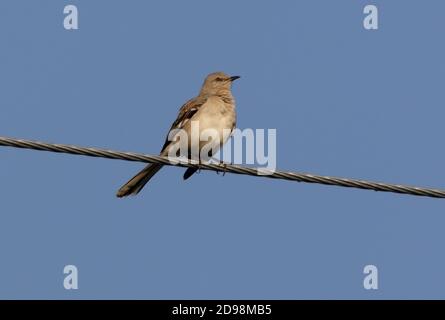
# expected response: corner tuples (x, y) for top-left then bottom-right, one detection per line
(0, 136), (444, 199)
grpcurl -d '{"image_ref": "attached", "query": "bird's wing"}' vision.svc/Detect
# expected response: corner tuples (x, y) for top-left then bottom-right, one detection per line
(160, 96), (207, 153)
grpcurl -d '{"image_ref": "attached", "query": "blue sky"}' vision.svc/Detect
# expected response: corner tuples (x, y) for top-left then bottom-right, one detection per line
(0, 0), (444, 299)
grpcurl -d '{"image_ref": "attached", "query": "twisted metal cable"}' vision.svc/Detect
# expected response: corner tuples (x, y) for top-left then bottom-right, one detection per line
(1, 136), (444, 199)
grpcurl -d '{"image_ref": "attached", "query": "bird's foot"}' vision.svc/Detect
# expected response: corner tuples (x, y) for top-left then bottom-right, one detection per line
(211, 157), (231, 176)
(197, 159), (202, 174)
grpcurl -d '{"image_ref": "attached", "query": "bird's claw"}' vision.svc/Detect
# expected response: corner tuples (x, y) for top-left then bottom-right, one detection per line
(211, 158), (230, 177)
(197, 160), (202, 174)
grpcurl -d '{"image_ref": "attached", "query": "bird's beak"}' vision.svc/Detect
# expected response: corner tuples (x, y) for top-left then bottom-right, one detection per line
(229, 76), (241, 82)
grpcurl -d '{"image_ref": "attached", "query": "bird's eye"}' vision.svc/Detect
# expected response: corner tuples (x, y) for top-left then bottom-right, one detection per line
(215, 77), (224, 81)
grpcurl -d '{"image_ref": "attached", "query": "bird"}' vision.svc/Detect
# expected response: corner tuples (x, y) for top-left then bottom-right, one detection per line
(116, 72), (240, 198)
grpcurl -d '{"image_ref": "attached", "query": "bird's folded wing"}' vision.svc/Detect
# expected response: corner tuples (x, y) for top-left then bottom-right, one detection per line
(160, 96), (207, 153)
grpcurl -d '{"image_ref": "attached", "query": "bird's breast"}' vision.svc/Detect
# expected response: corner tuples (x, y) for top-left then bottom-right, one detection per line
(196, 97), (235, 133)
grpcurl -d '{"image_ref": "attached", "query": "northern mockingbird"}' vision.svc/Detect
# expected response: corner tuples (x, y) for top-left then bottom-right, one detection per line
(116, 72), (240, 197)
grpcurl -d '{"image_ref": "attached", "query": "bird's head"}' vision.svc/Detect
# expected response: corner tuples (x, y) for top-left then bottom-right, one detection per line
(200, 72), (240, 96)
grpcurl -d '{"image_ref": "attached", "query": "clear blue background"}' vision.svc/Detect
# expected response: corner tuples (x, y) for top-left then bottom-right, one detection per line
(0, 0), (444, 299)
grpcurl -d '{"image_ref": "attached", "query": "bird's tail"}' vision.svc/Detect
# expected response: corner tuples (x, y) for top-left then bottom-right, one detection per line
(116, 163), (163, 198)
(183, 167), (198, 180)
